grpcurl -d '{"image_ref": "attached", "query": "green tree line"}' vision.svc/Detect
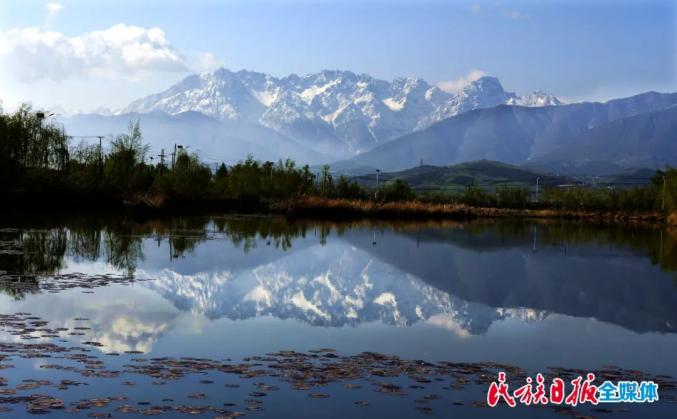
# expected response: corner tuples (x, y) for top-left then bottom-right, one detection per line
(2, 104), (676, 212)
(0, 105), (371, 202)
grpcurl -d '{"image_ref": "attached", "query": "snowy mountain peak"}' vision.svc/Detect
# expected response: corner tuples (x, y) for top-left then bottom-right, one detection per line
(120, 68), (563, 155)
(507, 90), (564, 107)
(464, 76), (504, 93)
(140, 241), (550, 332)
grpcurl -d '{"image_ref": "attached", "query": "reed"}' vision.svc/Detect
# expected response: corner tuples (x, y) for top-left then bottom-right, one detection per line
(273, 197), (666, 223)
(668, 212), (677, 226)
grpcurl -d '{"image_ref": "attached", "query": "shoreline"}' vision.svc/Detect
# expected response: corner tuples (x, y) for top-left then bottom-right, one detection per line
(3, 192), (672, 225)
(272, 197), (669, 225)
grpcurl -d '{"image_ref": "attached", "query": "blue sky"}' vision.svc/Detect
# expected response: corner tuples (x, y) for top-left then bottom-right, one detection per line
(0, 0), (674, 111)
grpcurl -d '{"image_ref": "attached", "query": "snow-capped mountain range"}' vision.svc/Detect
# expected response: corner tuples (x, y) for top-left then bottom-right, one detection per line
(121, 68), (562, 155)
(139, 240), (547, 334)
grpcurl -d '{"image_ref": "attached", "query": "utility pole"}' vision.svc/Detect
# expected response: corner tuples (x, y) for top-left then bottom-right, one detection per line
(67, 134), (105, 172)
(97, 136), (103, 173)
(375, 169), (381, 201)
(535, 176), (540, 201)
(158, 149), (166, 173)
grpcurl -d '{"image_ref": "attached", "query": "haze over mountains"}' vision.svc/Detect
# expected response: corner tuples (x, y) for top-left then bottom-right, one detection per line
(343, 92), (677, 172)
(59, 67), (677, 172)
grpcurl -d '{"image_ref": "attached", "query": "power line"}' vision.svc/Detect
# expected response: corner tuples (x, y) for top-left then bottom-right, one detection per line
(68, 135), (105, 172)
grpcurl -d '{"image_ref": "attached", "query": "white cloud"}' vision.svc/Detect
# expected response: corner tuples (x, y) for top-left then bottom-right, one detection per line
(45, 3), (63, 15)
(437, 69), (486, 93)
(503, 9), (528, 20)
(46, 2), (63, 15)
(425, 314), (471, 338)
(195, 51), (220, 73)
(45, 2), (64, 27)
(0, 24), (191, 82)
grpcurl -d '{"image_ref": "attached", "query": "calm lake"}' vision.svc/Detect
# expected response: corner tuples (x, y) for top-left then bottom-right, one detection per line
(0, 215), (675, 418)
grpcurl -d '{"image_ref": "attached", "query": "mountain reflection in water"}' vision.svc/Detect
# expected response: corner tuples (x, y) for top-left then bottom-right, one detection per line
(1, 216), (675, 342)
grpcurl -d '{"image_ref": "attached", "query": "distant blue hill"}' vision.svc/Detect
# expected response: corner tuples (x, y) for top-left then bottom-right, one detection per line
(340, 92), (677, 172)
(350, 160), (570, 193)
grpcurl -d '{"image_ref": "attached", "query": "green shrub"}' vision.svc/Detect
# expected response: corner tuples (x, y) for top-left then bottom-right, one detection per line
(377, 178), (416, 202)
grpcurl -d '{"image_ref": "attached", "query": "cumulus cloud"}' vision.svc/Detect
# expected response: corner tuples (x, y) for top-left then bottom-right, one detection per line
(0, 24), (190, 82)
(437, 69), (487, 93)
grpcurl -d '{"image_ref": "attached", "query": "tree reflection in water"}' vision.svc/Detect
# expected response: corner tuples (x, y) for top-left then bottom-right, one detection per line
(0, 216), (675, 300)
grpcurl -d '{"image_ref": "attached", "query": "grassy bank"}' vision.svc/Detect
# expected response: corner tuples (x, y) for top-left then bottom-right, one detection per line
(5, 189), (667, 224)
(272, 197), (667, 223)
(669, 212), (677, 226)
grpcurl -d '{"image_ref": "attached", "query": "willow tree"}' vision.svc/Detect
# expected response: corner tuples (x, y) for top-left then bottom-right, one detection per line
(0, 104), (69, 187)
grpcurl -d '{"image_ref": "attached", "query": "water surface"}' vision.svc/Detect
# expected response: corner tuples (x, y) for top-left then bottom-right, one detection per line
(0, 216), (675, 417)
